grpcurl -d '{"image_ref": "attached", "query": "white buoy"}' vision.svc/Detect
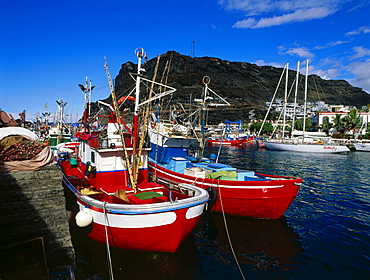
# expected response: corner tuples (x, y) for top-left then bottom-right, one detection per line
(75, 207), (93, 227)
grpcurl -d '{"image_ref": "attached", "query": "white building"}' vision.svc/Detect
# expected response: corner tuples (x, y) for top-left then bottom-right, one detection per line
(315, 110), (370, 131)
(266, 100), (369, 134)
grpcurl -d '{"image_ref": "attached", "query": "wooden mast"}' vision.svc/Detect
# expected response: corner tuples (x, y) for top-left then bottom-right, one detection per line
(104, 57), (137, 192)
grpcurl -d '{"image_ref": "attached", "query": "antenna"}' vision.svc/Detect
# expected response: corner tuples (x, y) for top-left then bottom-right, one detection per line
(191, 40), (196, 58)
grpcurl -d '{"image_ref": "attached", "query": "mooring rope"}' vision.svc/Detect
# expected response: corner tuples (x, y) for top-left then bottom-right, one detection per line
(217, 181), (246, 280)
(103, 202), (115, 280)
(153, 131), (160, 181)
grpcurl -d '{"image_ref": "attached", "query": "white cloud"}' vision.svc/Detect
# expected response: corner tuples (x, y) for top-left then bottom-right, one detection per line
(311, 67), (340, 80)
(218, 0), (274, 16)
(319, 57), (343, 69)
(286, 47), (314, 59)
(220, 0), (341, 28)
(351, 46), (370, 59)
(345, 26), (370, 36)
(314, 40), (350, 50)
(233, 18), (256, 28)
(347, 60), (370, 93)
(233, 7), (336, 29)
(254, 59), (285, 68)
(220, 0), (340, 14)
(278, 46), (314, 59)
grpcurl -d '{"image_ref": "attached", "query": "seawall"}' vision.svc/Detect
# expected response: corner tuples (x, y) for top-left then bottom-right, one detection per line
(0, 164), (74, 270)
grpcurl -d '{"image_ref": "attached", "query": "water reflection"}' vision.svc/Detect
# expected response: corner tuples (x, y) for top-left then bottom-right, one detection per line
(194, 212), (302, 278)
(70, 210), (302, 279)
(70, 217), (201, 279)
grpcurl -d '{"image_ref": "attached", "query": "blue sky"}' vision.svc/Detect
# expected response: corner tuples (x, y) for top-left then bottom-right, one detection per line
(1, 0), (369, 122)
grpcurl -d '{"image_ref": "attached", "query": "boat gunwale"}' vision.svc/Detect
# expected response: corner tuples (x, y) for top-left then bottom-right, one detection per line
(62, 175), (209, 214)
(149, 159), (302, 189)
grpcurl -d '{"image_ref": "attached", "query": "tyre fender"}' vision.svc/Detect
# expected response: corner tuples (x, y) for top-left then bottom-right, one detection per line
(206, 186), (217, 204)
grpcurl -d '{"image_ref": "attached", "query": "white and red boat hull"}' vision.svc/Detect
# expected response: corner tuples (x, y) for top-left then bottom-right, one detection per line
(77, 204), (204, 252)
(61, 172), (208, 252)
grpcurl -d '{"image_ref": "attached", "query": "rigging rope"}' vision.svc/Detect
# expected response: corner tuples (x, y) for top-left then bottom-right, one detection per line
(103, 202), (115, 280)
(152, 131), (160, 181)
(216, 127), (226, 163)
(217, 181), (246, 280)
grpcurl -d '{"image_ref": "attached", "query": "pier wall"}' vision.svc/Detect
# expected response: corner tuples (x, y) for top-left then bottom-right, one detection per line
(0, 164), (74, 271)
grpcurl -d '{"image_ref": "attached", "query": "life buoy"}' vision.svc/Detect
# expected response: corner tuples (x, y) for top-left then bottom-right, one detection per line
(206, 187), (217, 204)
(76, 132), (90, 140)
(118, 96), (135, 105)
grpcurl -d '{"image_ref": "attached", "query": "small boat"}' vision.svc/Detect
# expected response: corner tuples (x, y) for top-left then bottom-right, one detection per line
(56, 49), (209, 252)
(208, 120), (255, 146)
(353, 141), (370, 152)
(148, 77), (302, 219)
(263, 139), (350, 153)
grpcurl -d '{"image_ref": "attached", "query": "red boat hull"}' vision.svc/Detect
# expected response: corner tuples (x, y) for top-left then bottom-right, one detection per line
(208, 136), (255, 146)
(149, 161), (301, 219)
(208, 139), (239, 145)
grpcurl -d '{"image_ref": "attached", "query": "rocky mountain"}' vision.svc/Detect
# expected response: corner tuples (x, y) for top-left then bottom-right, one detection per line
(108, 51), (370, 124)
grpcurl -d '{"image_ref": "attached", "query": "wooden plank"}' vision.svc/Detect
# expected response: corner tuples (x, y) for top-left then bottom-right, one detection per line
(0, 237), (49, 280)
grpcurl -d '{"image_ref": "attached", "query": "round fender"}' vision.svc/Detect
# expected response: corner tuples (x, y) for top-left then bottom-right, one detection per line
(75, 207), (93, 227)
(206, 187), (217, 204)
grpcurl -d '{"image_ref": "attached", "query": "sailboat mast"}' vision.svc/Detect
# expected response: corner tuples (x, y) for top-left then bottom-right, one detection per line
(282, 63), (289, 138)
(302, 60), (309, 142)
(291, 61), (300, 137)
(258, 64), (287, 138)
(201, 77), (209, 136)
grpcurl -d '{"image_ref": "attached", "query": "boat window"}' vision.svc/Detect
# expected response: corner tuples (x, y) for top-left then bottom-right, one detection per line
(91, 151), (95, 163)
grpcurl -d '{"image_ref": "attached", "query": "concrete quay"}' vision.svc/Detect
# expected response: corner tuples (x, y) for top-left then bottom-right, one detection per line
(0, 164), (75, 278)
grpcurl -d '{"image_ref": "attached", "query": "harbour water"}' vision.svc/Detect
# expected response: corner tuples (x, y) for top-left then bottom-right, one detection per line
(71, 146), (370, 280)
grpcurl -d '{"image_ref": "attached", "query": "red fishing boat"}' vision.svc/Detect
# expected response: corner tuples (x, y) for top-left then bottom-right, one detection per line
(207, 120), (255, 146)
(57, 49), (208, 252)
(207, 135), (255, 146)
(148, 77), (302, 219)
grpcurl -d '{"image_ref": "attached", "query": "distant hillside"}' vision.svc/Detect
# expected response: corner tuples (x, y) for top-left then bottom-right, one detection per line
(107, 51), (370, 124)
